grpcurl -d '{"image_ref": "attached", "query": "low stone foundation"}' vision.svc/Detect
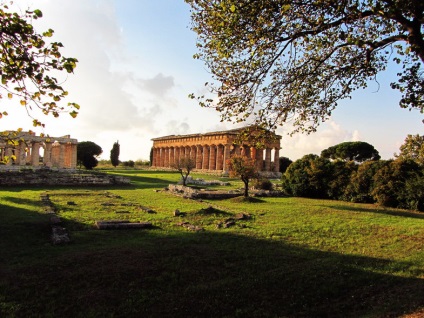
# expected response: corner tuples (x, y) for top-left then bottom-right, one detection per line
(0, 169), (130, 186)
(168, 184), (242, 199)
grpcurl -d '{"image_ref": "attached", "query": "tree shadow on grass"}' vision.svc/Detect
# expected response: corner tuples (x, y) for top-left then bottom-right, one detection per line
(325, 203), (424, 220)
(2, 229), (424, 317)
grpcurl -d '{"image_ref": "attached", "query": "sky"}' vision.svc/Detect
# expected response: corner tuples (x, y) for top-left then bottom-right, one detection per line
(2, 0), (423, 161)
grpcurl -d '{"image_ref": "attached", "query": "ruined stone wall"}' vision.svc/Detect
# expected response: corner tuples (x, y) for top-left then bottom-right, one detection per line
(0, 170), (130, 186)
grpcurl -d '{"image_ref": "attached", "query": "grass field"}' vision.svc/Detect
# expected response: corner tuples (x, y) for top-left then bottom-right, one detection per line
(1, 169), (424, 317)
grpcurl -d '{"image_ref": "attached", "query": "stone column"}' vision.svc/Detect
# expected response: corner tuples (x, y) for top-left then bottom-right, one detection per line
(5, 145), (13, 166)
(250, 147), (256, 160)
(58, 143), (65, 168)
(164, 148), (169, 167)
(158, 148), (162, 166)
(196, 145), (202, 169)
(175, 147), (180, 164)
(31, 142), (40, 167)
(14, 145), (20, 166)
(190, 146), (196, 162)
(255, 148), (264, 171)
(26, 146), (32, 164)
(5, 146), (13, 166)
(71, 143), (77, 169)
(202, 145), (209, 170)
(209, 145), (216, 170)
(44, 142), (53, 167)
(216, 144), (224, 171)
(222, 144), (231, 172)
(265, 148), (272, 171)
(169, 147), (175, 167)
(234, 145), (241, 156)
(19, 142), (27, 165)
(274, 148), (280, 172)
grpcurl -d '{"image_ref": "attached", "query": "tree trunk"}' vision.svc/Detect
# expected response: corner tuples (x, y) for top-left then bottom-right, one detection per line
(243, 180), (249, 197)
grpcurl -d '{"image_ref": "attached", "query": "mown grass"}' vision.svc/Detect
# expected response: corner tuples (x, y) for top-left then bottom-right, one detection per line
(1, 169), (424, 317)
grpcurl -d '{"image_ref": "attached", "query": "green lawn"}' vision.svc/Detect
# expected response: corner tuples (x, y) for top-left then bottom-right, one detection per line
(1, 169), (424, 317)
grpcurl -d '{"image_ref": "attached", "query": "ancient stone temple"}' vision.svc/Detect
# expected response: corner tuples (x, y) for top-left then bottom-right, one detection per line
(0, 131), (78, 169)
(151, 126), (282, 176)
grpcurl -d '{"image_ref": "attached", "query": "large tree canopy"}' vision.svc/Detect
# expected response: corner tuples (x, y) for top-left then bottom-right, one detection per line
(77, 141), (102, 170)
(0, 2), (79, 127)
(186, 0), (424, 132)
(321, 141), (381, 162)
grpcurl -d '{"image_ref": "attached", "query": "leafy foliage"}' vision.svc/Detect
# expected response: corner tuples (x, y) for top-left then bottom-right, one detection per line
(326, 161), (358, 200)
(395, 134), (424, 165)
(171, 157), (196, 186)
(282, 154), (332, 198)
(253, 178), (274, 191)
(228, 155), (258, 197)
(122, 160), (135, 168)
(321, 141), (380, 162)
(110, 141), (120, 167)
(187, 0), (424, 131)
(282, 154), (424, 211)
(278, 156), (293, 173)
(344, 160), (389, 203)
(0, 2), (79, 127)
(77, 141), (102, 170)
(372, 159), (424, 210)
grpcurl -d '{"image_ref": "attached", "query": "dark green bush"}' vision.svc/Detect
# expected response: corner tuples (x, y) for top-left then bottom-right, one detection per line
(253, 178), (273, 190)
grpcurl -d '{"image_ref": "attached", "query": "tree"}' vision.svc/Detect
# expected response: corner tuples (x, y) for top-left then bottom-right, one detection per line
(228, 155), (258, 197)
(344, 160), (389, 203)
(186, 0), (424, 132)
(0, 2), (79, 127)
(372, 159), (423, 210)
(321, 141), (380, 162)
(279, 156), (293, 173)
(326, 160), (357, 200)
(171, 157), (196, 186)
(77, 141), (102, 170)
(395, 134), (424, 165)
(281, 154), (332, 198)
(110, 141), (120, 167)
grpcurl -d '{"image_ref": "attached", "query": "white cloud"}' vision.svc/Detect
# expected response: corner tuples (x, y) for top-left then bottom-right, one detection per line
(138, 73), (175, 98)
(278, 120), (362, 160)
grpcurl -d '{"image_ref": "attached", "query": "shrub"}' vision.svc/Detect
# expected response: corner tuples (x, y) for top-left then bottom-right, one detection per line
(253, 178), (273, 190)
(281, 154), (332, 198)
(372, 159), (424, 211)
(122, 160), (135, 168)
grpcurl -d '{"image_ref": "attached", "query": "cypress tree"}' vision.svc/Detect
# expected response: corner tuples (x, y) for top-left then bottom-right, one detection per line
(110, 141), (120, 167)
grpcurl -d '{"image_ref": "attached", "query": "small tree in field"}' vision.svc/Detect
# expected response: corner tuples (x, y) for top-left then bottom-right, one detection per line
(171, 157), (196, 186)
(110, 141), (120, 167)
(77, 141), (102, 170)
(228, 155), (258, 197)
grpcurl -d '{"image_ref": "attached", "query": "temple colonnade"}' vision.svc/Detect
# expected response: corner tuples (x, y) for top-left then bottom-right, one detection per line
(151, 127), (282, 173)
(0, 132), (78, 169)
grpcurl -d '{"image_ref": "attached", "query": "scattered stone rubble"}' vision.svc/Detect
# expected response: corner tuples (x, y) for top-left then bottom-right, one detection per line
(1, 169), (130, 186)
(178, 176), (230, 186)
(40, 193), (70, 245)
(177, 222), (204, 232)
(216, 213), (252, 229)
(168, 184), (242, 200)
(94, 220), (153, 230)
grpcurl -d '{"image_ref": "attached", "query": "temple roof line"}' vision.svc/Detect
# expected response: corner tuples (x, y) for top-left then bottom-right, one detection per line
(151, 125), (281, 141)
